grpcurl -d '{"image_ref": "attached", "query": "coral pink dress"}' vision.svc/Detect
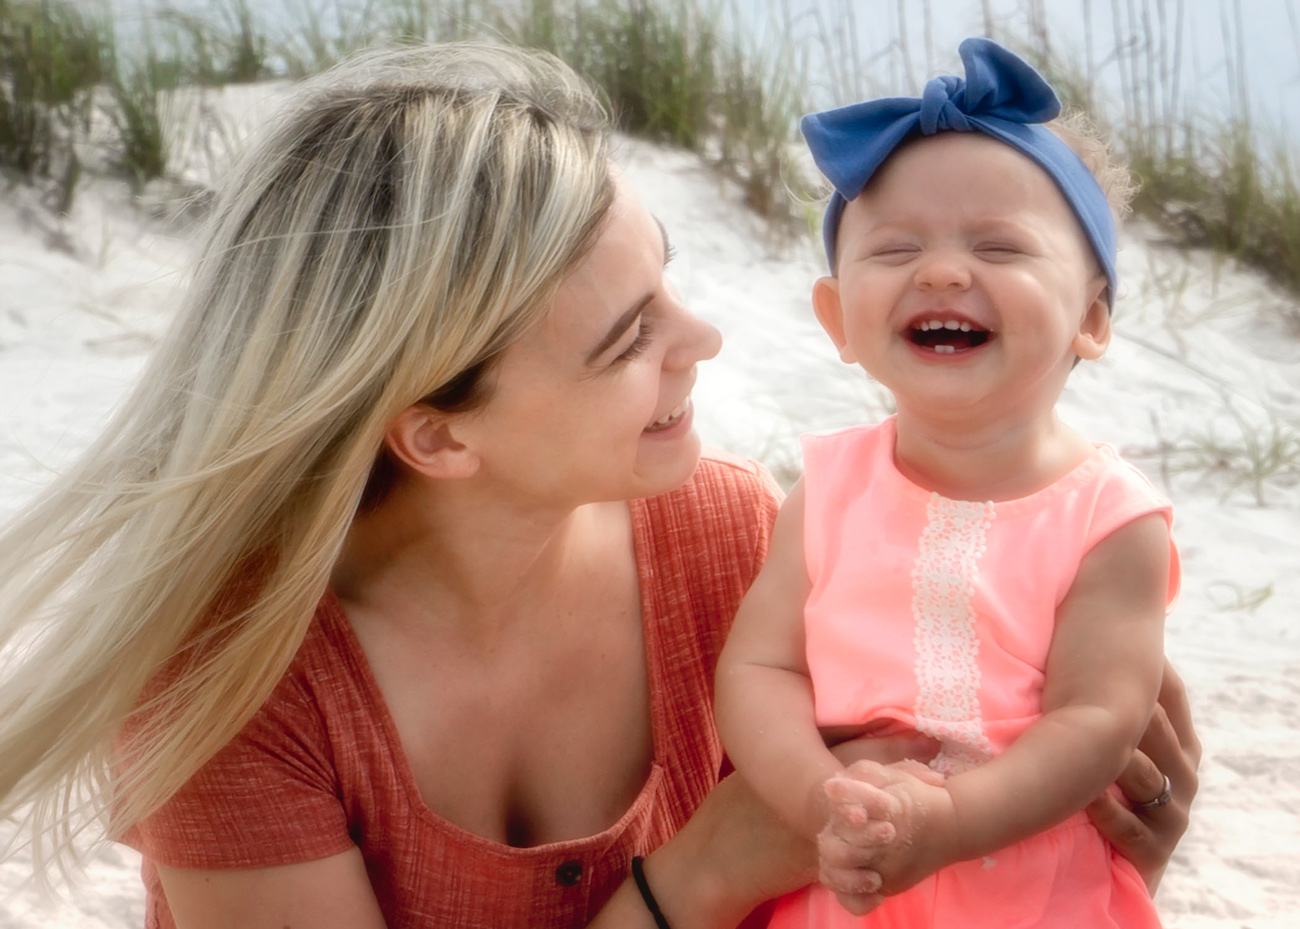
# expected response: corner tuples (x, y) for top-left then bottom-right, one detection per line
(122, 452), (783, 929)
(768, 418), (1178, 929)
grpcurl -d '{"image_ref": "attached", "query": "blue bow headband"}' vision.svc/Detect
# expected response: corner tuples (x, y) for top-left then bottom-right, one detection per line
(801, 37), (1117, 304)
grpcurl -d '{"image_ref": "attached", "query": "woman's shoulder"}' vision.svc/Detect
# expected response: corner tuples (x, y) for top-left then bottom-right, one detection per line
(634, 448), (782, 581)
(689, 446), (784, 504)
(644, 448), (783, 534)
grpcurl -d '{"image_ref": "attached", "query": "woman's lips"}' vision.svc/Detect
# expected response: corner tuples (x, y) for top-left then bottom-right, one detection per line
(645, 397), (691, 432)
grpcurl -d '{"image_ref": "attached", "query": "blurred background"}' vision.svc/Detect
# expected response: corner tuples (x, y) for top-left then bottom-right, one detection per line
(5, 0), (1300, 295)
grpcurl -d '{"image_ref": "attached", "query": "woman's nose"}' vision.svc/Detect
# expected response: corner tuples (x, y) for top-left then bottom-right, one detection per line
(913, 250), (971, 291)
(672, 311), (723, 369)
(663, 287), (722, 370)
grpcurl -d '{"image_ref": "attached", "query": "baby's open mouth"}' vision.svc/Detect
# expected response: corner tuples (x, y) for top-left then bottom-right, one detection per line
(907, 318), (992, 354)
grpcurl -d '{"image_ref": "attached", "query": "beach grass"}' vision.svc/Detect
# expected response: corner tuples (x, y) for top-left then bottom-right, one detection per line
(0, 0), (105, 207)
(3, 0), (1299, 316)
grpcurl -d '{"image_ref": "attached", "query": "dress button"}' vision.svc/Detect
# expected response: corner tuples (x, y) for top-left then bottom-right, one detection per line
(555, 860), (583, 886)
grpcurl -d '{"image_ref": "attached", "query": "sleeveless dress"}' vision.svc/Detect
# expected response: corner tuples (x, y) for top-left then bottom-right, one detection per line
(767, 418), (1179, 929)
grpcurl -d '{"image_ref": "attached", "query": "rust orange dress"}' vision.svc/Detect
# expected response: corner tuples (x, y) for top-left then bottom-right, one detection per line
(767, 418), (1179, 929)
(122, 451), (781, 929)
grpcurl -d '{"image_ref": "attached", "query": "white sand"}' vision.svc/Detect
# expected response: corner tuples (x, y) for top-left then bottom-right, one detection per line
(2, 85), (1298, 927)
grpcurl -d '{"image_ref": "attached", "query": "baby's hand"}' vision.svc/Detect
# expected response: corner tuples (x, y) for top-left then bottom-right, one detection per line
(817, 759), (955, 915)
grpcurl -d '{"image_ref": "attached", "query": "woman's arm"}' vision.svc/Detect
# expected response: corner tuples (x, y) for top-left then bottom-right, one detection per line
(590, 730), (949, 929)
(157, 849), (388, 929)
(587, 772), (814, 929)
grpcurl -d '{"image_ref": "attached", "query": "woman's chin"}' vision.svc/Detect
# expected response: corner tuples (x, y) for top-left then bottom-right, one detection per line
(634, 428), (704, 498)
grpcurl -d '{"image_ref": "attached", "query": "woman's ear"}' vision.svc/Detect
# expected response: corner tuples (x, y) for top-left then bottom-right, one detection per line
(812, 276), (857, 364)
(1072, 276), (1113, 361)
(384, 406), (481, 480)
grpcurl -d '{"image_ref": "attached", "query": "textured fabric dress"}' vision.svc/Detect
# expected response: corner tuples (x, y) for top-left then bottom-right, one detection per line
(122, 451), (781, 929)
(767, 418), (1179, 929)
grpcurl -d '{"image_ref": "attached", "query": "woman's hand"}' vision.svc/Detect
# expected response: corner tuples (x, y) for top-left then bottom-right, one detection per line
(1086, 660), (1201, 893)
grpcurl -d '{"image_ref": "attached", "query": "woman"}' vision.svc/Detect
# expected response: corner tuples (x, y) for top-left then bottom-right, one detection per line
(0, 43), (1197, 929)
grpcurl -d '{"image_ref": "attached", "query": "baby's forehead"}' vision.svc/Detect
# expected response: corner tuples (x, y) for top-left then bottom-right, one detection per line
(867, 132), (1053, 190)
(846, 133), (1080, 222)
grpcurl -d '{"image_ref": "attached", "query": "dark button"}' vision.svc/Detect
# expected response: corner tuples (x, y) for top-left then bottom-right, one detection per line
(555, 860), (583, 886)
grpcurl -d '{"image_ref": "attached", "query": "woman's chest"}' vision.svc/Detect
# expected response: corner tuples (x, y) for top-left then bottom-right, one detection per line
(359, 580), (654, 848)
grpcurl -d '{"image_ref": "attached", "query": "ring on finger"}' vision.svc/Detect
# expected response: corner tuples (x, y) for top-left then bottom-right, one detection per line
(1134, 773), (1172, 812)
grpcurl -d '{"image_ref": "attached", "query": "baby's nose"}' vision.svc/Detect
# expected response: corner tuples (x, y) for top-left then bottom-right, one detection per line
(913, 251), (972, 291)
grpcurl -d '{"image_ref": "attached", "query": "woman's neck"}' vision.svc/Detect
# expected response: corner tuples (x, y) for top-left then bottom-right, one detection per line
(891, 408), (1095, 502)
(332, 475), (627, 645)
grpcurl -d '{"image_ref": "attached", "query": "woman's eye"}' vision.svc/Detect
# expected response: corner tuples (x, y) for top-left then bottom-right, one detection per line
(615, 319), (655, 362)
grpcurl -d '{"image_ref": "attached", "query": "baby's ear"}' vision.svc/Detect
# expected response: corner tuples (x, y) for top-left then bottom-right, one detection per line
(1072, 276), (1112, 361)
(812, 276), (857, 364)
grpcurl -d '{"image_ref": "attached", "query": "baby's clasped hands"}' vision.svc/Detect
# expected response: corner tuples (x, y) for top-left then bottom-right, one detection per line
(818, 759), (955, 915)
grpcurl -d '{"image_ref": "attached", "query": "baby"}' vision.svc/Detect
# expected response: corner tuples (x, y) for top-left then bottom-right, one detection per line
(716, 38), (1178, 928)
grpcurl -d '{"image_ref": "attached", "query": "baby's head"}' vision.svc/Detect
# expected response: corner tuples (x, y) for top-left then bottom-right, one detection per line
(805, 39), (1127, 299)
(802, 39), (1129, 387)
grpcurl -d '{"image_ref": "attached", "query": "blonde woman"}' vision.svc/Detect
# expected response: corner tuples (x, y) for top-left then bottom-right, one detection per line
(0, 43), (1197, 929)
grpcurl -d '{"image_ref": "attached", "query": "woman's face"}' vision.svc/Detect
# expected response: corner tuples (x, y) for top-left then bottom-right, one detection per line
(457, 172), (722, 508)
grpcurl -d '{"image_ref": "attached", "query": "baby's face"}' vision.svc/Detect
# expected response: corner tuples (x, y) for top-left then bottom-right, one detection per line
(813, 132), (1111, 422)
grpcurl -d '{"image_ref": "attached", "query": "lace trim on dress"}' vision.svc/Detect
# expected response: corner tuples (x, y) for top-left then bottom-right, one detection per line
(910, 493), (996, 776)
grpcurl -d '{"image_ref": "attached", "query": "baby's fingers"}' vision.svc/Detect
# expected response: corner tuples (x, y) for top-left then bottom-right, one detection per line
(833, 888), (886, 918)
(889, 758), (945, 786)
(818, 822), (895, 871)
(819, 840), (885, 913)
(824, 772), (901, 836)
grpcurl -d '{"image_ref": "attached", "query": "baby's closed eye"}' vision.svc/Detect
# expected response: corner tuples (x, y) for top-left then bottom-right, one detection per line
(973, 242), (1023, 259)
(868, 242), (921, 262)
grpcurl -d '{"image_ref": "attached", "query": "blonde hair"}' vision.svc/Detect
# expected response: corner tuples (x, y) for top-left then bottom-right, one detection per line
(0, 42), (613, 876)
(1048, 108), (1137, 225)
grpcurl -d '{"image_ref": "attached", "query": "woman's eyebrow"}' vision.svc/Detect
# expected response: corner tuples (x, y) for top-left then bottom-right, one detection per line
(586, 293), (654, 363)
(584, 217), (672, 364)
(585, 217), (673, 363)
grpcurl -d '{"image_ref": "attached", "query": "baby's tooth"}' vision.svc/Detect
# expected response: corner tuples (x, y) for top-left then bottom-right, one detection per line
(959, 322), (972, 332)
(944, 320), (960, 330)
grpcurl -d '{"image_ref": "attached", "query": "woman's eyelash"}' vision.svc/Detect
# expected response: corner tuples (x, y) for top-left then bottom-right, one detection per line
(616, 319), (655, 362)
(664, 243), (678, 265)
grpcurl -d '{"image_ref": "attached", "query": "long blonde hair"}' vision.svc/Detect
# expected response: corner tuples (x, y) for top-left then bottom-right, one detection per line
(0, 42), (614, 874)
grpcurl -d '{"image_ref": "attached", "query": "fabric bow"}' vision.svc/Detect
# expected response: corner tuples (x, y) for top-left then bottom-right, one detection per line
(801, 37), (1117, 303)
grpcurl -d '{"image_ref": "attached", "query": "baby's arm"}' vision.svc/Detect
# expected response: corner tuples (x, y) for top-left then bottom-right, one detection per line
(831, 512), (1171, 895)
(715, 482), (852, 840)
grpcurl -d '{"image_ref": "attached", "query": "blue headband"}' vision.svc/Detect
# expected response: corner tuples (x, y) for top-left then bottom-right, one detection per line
(801, 37), (1117, 304)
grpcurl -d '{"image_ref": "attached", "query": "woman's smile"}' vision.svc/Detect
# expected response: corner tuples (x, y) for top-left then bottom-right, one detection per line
(645, 395), (693, 434)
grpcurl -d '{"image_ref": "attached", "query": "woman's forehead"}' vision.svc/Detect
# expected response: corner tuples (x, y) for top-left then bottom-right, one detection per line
(519, 177), (664, 354)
